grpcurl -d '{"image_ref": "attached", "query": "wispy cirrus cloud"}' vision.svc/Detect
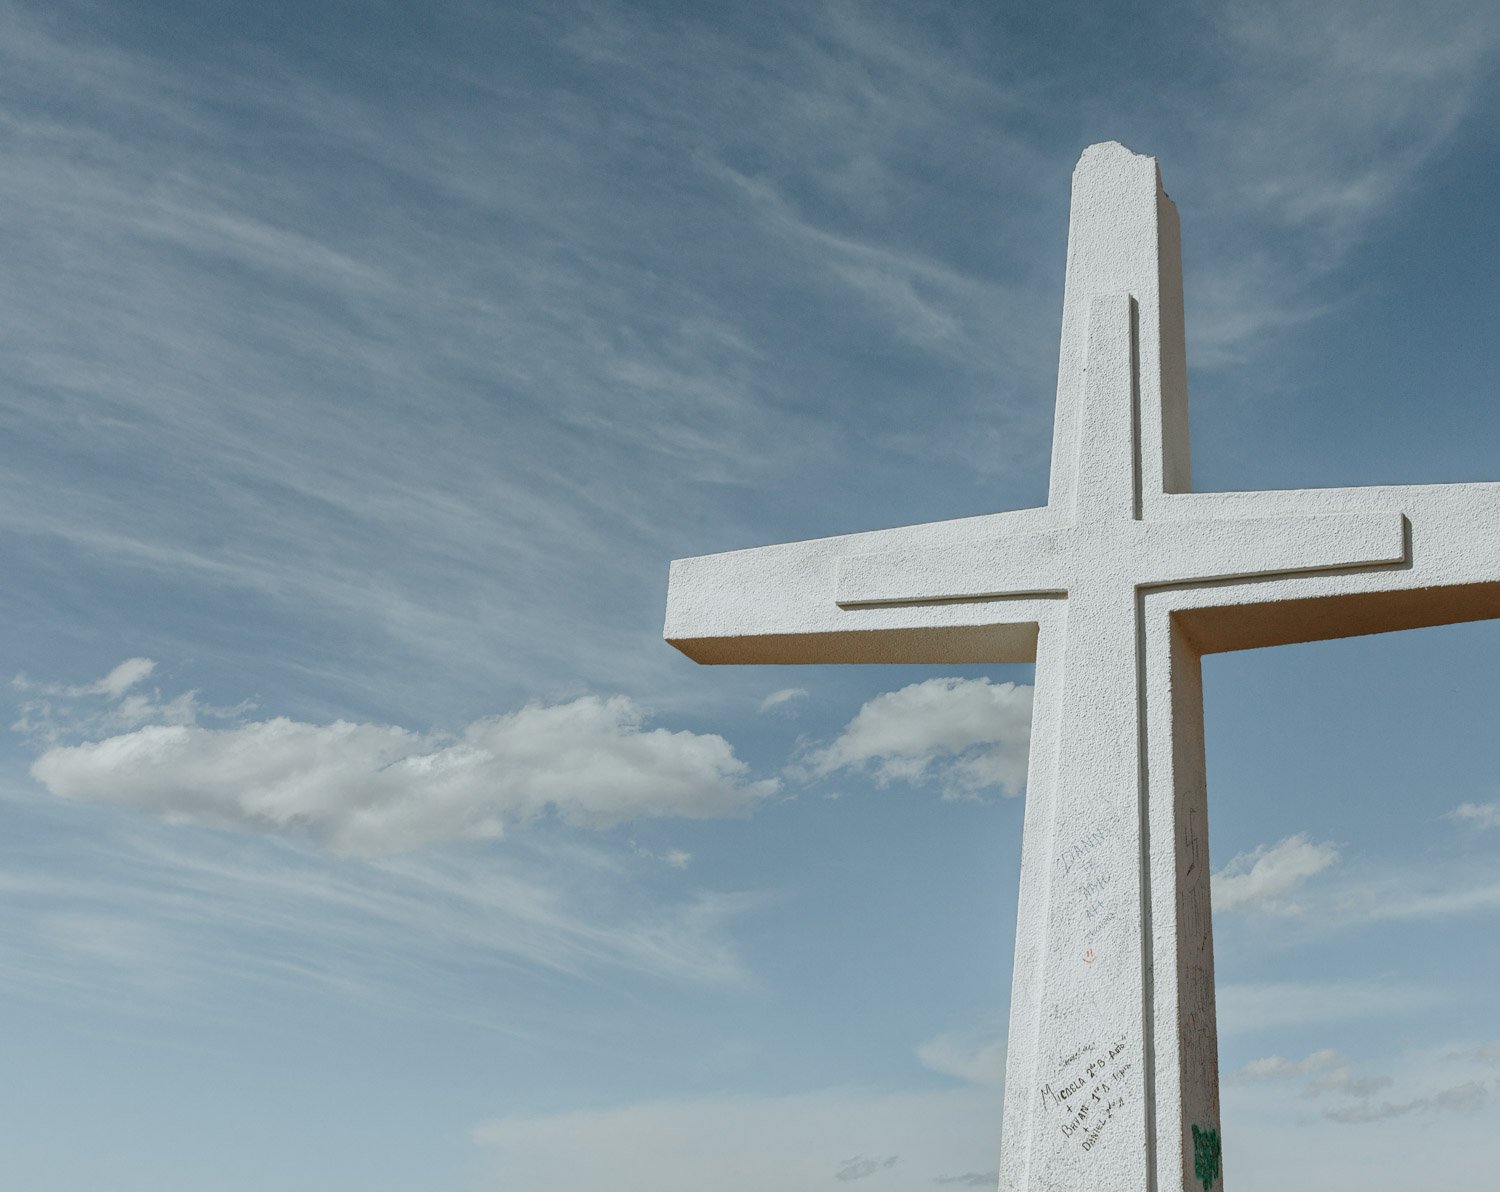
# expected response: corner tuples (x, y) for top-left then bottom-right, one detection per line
(916, 1023), (1008, 1088)
(15, 657), (156, 700)
(1208, 823), (1500, 930)
(758, 687), (809, 715)
(1447, 1043), (1500, 1066)
(1222, 1039), (1500, 1186)
(11, 659), (251, 746)
(1230, 1047), (1345, 1082)
(1324, 1080), (1490, 1124)
(1448, 801), (1500, 830)
(3, 0), (1495, 729)
(1207, 0), (1500, 240)
(1251, 850), (1500, 926)
(1169, 0), (1500, 365)
(1343, 877), (1500, 921)
(0, 810), (762, 1031)
(0, 3), (842, 719)
(1212, 833), (1340, 914)
(1228, 1047), (1392, 1099)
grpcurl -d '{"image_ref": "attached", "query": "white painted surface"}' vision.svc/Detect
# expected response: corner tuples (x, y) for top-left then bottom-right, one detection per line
(663, 142), (1500, 1191)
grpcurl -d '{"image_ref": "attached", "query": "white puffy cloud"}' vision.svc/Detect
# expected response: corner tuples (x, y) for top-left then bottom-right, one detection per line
(1448, 801), (1500, 830)
(805, 678), (1031, 797)
(1211, 833), (1339, 913)
(30, 694), (777, 855)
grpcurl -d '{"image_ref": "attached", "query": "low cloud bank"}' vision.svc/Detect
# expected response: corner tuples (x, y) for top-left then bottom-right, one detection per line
(28, 662), (777, 855)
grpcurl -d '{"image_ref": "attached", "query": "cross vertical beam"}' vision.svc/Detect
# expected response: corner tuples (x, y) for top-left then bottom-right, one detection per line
(1051, 144), (1190, 513)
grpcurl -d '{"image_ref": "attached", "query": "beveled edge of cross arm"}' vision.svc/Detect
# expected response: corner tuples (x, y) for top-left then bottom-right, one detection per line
(836, 530), (1071, 608)
(1149, 479), (1500, 522)
(663, 508), (1061, 665)
(1168, 574), (1500, 655)
(1154, 478), (1500, 571)
(663, 622), (1047, 666)
(1155, 483), (1500, 653)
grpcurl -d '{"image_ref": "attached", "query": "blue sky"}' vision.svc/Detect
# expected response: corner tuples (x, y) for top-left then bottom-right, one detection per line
(1, 1), (1498, 1188)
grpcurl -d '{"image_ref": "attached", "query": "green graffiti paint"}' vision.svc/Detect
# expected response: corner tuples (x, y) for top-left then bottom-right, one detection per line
(1192, 1124), (1222, 1191)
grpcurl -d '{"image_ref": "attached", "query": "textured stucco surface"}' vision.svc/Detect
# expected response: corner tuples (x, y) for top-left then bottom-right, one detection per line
(663, 142), (1500, 1190)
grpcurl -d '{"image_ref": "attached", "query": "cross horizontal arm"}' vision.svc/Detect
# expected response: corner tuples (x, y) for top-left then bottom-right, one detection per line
(664, 507), (1062, 665)
(1156, 481), (1500, 651)
(836, 512), (1404, 606)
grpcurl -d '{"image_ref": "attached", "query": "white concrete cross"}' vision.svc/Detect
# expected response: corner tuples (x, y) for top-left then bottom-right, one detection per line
(663, 142), (1500, 1192)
